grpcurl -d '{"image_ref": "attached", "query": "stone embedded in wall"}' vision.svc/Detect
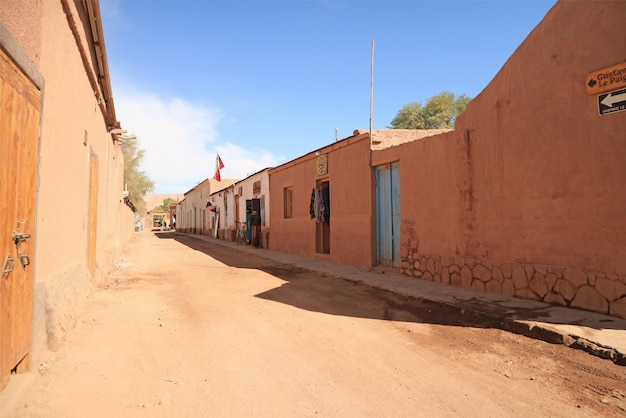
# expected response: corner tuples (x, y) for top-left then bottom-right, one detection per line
(553, 278), (577, 302)
(563, 268), (588, 287)
(596, 276), (626, 301)
(450, 272), (462, 286)
(492, 266), (504, 283)
(426, 257), (435, 275)
(512, 266), (528, 290)
(529, 271), (549, 298)
(547, 266), (565, 276)
(461, 265), (472, 288)
(571, 285), (609, 314)
(442, 267), (450, 285)
(473, 264), (491, 282)
(545, 273), (558, 291)
(610, 297), (626, 319)
(502, 263), (513, 279)
(587, 272), (597, 286)
(502, 279), (516, 297)
(401, 248), (626, 319)
(485, 279), (502, 294)
(472, 280), (485, 291)
(525, 266), (535, 280)
(544, 292), (566, 306)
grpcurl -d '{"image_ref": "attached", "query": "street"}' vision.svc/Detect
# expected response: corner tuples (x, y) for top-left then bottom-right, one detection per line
(2, 232), (625, 417)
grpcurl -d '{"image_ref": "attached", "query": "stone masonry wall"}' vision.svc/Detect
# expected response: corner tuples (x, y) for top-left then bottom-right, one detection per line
(401, 225), (626, 320)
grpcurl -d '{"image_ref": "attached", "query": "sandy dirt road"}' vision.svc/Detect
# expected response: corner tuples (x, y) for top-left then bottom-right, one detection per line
(2, 231), (625, 417)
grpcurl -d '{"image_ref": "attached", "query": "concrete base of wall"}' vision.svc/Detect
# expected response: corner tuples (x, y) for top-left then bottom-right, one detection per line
(30, 264), (92, 366)
(261, 231), (269, 249)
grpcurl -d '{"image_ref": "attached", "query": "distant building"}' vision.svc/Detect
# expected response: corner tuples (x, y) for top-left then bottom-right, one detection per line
(177, 178), (237, 235)
(143, 193), (183, 230)
(206, 168), (272, 246)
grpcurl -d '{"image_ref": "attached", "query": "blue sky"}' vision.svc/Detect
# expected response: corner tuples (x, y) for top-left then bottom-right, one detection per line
(100, 0), (556, 194)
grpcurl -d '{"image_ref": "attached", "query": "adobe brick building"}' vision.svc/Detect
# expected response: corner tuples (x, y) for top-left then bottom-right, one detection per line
(1, 0), (134, 388)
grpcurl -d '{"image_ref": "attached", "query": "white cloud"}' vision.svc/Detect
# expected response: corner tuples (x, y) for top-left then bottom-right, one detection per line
(115, 86), (283, 194)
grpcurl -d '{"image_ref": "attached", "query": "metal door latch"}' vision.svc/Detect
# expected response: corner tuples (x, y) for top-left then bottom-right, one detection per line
(3, 255), (15, 278)
(11, 233), (32, 271)
(19, 254), (30, 268)
(12, 233), (31, 245)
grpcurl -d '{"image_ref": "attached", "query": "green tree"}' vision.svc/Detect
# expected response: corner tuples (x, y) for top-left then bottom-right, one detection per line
(121, 138), (154, 214)
(389, 91), (471, 129)
(157, 197), (176, 212)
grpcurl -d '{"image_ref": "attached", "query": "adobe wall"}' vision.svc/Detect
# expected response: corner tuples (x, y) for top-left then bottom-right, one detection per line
(269, 134), (374, 270)
(2, 0), (135, 359)
(374, 1), (626, 318)
(0, 0), (42, 66)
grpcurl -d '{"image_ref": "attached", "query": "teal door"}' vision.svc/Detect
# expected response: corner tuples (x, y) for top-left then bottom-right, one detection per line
(376, 162), (401, 267)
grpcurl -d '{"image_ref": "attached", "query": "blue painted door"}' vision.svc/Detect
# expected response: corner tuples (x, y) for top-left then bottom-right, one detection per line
(376, 162), (401, 267)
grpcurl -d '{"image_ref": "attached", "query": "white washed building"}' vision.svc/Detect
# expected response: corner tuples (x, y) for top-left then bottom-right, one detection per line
(177, 178), (229, 234)
(207, 168), (271, 247)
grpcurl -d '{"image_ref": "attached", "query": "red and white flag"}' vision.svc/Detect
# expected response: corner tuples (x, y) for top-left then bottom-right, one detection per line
(213, 154), (225, 181)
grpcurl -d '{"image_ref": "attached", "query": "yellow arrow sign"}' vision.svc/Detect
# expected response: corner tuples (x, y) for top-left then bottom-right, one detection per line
(586, 62), (626, 94)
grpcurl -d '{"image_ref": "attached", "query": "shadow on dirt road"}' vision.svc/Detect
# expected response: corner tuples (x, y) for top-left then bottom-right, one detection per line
(155, 232), (499, 329)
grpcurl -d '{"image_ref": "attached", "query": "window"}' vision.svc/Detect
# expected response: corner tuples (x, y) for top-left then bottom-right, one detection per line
(283, 187), (293, 218)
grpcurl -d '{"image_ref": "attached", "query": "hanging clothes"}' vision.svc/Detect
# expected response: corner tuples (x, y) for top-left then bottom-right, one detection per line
(318, 189), (326, 224)
(320, 187), (330, 225)
(309, 188), (316, 219)
(309, 186), (330, 225)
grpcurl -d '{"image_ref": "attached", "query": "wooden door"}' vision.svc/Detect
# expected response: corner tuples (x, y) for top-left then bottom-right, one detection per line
(0, 49), (41, 389)
(88, 154), (98, 278)
(314, 180), (330, 254)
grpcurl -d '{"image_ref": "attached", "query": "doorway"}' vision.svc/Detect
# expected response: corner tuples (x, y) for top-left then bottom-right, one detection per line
(314, 180), (330, 254)
(376, 162), (400, 267)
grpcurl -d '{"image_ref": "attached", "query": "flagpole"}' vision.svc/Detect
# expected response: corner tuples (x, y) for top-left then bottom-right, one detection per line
(369, 39), (374, 147)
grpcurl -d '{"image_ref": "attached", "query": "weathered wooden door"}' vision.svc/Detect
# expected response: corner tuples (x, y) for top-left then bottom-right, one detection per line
(0, 49), (40, 389)
(88, 154), (98, 278)
(376, 162), (401, 268)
